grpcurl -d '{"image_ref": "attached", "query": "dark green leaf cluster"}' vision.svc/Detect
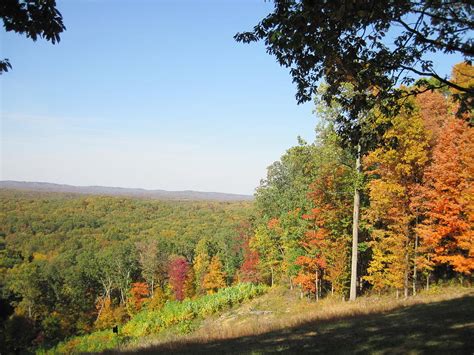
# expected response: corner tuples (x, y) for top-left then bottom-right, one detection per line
(1, 0), (65, 73)
(235, 0), (473, 143)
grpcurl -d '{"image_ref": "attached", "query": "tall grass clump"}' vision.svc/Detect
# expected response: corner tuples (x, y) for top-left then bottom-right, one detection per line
(43, 283), (266, 354)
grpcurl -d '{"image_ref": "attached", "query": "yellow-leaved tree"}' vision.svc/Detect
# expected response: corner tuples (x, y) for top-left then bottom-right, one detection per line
(364, 98), (430, 297)
(193, 238), (211, 295)
(203, 256), (226, 294)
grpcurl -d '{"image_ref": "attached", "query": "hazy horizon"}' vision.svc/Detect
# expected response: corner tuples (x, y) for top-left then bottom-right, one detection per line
(0, 179), (254, 195)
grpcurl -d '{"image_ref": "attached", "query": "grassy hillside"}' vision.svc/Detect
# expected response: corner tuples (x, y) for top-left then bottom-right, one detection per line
(117, 286), (473, 354)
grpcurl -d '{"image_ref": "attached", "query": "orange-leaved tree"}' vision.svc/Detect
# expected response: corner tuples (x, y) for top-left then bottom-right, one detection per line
(127, 282), (149, 315)
(416, 116), (474, 276)
(295, 207), (328, 300)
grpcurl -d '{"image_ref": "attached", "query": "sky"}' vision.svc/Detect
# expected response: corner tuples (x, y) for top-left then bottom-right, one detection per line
(0, 0), (465, 195)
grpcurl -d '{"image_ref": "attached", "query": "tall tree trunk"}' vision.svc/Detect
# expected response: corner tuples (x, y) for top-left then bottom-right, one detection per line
(413, 234), (418, 296)
(350, 145), (361, 301)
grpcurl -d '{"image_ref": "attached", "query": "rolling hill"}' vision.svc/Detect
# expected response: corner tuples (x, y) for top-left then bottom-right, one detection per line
(0, 181), (254, 201)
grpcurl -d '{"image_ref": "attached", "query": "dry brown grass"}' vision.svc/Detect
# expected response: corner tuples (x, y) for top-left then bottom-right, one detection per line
(115, 285), (473, 353)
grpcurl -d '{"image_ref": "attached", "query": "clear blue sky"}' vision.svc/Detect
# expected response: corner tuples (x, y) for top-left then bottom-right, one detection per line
(0, 0), (464, 195)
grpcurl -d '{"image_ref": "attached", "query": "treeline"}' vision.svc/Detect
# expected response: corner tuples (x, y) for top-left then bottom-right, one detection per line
(0, 192), (253, 352)
(244, 62), (473, 299)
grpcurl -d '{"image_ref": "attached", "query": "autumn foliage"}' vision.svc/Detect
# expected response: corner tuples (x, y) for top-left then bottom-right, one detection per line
(168, 256), (190, 301)
(416, 117), (474, 275)
(247, 63), (473, 300)
(203, 256), (226, 294)
(128, 282), (149, 313)
(364, 99), (430, 293)
(237, 239), (260, 283)
(295, 208), (328, 297)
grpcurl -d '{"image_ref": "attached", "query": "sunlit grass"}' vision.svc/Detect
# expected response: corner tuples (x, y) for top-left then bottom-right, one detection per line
(120, 285), (473, 354)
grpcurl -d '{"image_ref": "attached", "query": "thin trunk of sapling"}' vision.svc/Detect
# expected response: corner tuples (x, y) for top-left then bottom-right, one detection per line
(413, 234), (418, 296)
(404, 246), (409, 298)
(319, 277), (322, 299)
(315, 269), (319, 301)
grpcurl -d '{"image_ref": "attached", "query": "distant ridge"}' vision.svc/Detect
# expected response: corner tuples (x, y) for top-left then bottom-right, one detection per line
(0, 181), (254, 202)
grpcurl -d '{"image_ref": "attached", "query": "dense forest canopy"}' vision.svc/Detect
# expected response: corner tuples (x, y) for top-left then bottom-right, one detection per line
(0, 191), (253, 351)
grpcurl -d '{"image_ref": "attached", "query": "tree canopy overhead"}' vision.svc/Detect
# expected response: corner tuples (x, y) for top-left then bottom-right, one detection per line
(1, 0), (65, 73)
(235, 0), (473, 124)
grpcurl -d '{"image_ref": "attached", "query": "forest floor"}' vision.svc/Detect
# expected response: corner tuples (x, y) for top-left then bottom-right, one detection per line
(112, 286), (474, 354)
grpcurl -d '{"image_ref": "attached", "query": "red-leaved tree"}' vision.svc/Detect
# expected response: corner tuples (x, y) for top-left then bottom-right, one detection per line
(238, 239), (261, 283)
(168, 256), (190, 301)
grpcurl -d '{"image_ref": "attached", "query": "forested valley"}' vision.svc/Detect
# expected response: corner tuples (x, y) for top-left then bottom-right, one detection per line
(0, 191), (254, 351)
(1, 63), (473, 353)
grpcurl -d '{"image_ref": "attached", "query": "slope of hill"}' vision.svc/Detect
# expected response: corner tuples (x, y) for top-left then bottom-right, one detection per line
(118, 286), (473, 354)
(0, 181), (254, 201)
